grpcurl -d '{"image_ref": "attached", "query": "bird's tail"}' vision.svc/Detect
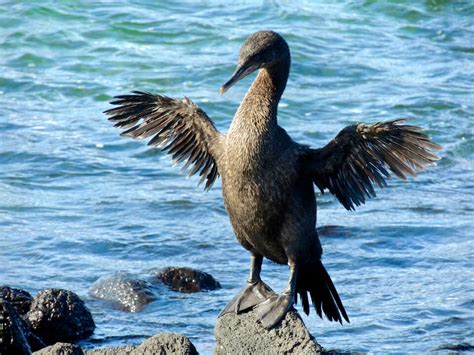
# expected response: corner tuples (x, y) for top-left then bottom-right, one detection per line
(295, 260), (349, 324)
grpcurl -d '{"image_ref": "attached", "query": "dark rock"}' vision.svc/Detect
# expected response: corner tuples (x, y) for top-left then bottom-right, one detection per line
(89, 273), (156, 312)
(25, 332), (46, 353)
(0, 299), (31, 355)
(436, 342), (474, 352)
(155, 267), (221, 293)
(0, 286), (45, 352)
(0, 286), (33, 316)
(33, 342), (84, 355)
(136, 333), (198, 355)
(215, 308), (323, 354)
(26, 289), (95, 345)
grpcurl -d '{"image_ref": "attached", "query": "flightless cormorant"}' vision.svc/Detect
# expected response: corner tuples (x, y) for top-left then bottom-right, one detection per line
(105, 30), (441, 329)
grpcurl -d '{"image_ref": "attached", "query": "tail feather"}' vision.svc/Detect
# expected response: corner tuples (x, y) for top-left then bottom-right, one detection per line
(300, 290), (310, 315)
(296, 261), (349, 324)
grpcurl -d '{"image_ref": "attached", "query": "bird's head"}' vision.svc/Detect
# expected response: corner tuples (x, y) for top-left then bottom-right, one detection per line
(220, 30), (290, 94)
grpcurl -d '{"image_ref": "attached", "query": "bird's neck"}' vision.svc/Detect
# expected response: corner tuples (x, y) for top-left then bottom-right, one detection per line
(230, 58), (290, 136)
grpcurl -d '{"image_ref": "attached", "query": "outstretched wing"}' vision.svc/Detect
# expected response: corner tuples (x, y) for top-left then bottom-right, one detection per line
(104, 91), (223, 190)
(305, 119), (441, 210)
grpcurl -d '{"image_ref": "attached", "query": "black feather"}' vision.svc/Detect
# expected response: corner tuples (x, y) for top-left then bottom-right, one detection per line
(105, 91), (221, 190)
(308, 119), (441, 211)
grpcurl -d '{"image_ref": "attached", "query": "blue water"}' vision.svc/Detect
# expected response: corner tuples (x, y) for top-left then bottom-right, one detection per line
(1, 1), (473, 353)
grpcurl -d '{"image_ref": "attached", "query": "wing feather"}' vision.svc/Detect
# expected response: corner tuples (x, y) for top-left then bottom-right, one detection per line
(104, 91), (223, 190)
(306, 119), (441, 210)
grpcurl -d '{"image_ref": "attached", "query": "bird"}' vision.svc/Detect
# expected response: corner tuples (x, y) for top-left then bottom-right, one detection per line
(104, 30), (441, 329)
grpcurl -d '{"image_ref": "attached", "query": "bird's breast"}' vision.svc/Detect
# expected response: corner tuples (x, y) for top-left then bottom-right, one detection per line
(220, 141), (297, 232)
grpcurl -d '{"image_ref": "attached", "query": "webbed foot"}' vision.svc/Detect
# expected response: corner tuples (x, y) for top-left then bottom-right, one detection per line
(254, 292), (293, 329)
(219, 280), (276, 317)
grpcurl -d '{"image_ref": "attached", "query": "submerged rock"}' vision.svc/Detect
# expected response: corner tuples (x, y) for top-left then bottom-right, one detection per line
(0, 286), (33, 317)
(215, 308), (323, 354)
(33, 342), (84, 355)
(154, 267), (221, 293)
(89, 273), (156, 312)
(0, 299), (31, 355)
(26, 289), (95, 345)
(435, 342), (474, 352)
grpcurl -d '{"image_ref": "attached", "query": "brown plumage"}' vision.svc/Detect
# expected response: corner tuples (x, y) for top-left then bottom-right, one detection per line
(104, 30), (441, 329)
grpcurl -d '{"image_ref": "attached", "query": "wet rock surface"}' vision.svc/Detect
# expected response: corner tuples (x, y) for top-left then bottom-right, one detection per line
(26, 289), (95, 345)
(89, 273), (156, 312)
(155, 267), (221, 293)
(25, 332), (46, 353)
(33, 342), (84, 355)
(0, 287), (48, 353)
(0, 299), (31, 355)
(215, 308), (323, 354)
(0, 286), (33, 317)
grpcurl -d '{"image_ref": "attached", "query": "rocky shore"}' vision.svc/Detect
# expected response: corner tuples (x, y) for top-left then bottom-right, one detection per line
(1, 286), (95, 354)
(1, 267), (328, 354)
(34, 333), (198, 355)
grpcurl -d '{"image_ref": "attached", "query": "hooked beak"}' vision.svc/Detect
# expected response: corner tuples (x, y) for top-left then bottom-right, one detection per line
(220, 63), (259, 95)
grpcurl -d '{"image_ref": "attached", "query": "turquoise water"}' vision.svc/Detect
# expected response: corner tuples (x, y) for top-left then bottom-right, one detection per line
(1, 1), (473, 353)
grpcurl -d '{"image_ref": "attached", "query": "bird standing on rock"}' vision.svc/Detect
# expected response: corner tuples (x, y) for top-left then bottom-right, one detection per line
(104, 30), (441, 329)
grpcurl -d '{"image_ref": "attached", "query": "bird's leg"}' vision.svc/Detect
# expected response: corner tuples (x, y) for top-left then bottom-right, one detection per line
(219, 254), (276, 317)
(254, 260), (298, 329)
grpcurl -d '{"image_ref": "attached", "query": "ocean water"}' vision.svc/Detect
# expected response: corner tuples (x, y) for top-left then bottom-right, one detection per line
(1, 1), (473, 353)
